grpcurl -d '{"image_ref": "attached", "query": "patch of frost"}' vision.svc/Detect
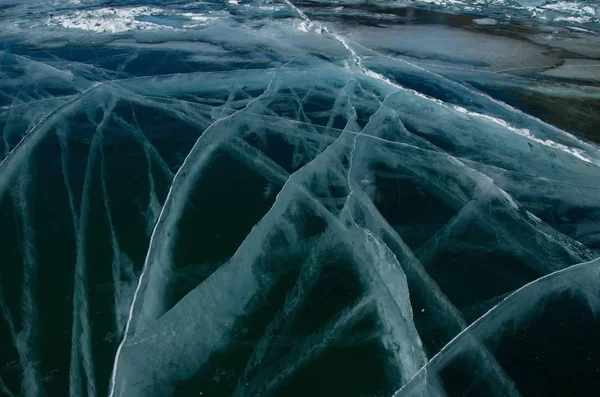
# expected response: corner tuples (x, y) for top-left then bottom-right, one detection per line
(473, 18), (499, 25)
(296, 20), (322, 34)
(180, 12), (216, 27)
(542, 2), (587, 13)
(44, 7), (168, 33)
(554, 16), (592, 23)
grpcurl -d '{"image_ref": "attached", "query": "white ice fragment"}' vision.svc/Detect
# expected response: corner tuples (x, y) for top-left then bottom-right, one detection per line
(180, 13), (216, 23)
(554, 16), (592, 23)
(296, 21), (310, 33)
(473, 18), (499, 25)
(418, 0), (467, 5)
(44, 7), (169, 33)
(542, 2), (587, 13)
(296, 21), (322, 34)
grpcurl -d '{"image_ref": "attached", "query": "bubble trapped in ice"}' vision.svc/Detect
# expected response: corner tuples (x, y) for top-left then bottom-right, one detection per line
(1, 1), (600, 397)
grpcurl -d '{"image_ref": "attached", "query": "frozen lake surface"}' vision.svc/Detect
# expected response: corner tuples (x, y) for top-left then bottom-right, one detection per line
(1, 1), (600, 396)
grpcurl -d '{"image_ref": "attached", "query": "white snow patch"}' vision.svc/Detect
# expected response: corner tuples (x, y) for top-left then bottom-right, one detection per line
(181, 13), (215, 22)
(473, 18), (499, 25)
(45, 7), (168, 33)
(554, 16), (592, 23)
(296, 21), (322, 34)
(418, 0), (467, 5)
(180, 12), (217, 27)
(542, 2), (588, 14)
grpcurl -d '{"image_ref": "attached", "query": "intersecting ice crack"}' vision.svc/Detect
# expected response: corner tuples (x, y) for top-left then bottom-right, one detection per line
(119, 119), (350, 347)
(70, 97), (118, 397)
(113, 112), (351, 346)
(342, 113), (522, 396)
(104, 65), (418, 392)
(0, 82), (100, 194)
(395, 256), (600, 396)
(107, 53), (307, 397)
(342, 81), (389, 226)
(280, 8), (597, 165)
(282, 0), (396, 92)
(2, 4), (600, 396)
(231, 246), (324, 396)
(29, 57), (600, 394)
(11, 170), (40, 397)
(353, 41), (600, 156)
(241, 294), (374, 397)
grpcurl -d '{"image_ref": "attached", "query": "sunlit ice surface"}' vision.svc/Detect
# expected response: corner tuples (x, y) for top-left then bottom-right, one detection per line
(1, 0), (600, 396)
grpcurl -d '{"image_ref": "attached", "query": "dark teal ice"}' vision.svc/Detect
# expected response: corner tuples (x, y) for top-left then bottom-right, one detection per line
(1, 1), (600, 397)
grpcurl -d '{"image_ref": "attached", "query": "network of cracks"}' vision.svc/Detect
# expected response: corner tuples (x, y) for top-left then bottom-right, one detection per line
(1, 6), (600, 397)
